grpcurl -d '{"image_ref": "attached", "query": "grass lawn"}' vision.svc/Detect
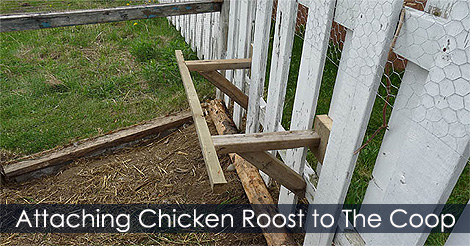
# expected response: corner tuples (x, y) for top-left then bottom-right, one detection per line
(1, 1), (213, 155)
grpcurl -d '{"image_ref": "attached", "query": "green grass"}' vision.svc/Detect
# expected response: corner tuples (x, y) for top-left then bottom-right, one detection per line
(1, 12), (213, 155)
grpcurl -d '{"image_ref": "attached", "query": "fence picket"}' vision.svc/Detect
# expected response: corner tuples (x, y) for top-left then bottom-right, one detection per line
(232, 0), (253, 128)
(361, 1), (470, 244)
(306, 0), (403, 244)
(246, 0), (274, 134)
(224, 0), (240, 107)
(277, 0), (336, 214)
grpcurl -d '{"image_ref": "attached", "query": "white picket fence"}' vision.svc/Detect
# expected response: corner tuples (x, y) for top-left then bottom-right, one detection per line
(164, 0), (469, 245)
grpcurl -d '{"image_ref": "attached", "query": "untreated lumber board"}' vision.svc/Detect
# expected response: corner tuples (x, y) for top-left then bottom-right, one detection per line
(175, 50), (227, 191)
(212, 130), (320, 154)
(185, 58), (252, 71)
(2, 111), (193, 178)
(0, 0), (222, 32)
(312, 114), (333, 164)
(207, 99), (296, 246)
(237, 152), (306, 197)
(199, 70), (249, 109)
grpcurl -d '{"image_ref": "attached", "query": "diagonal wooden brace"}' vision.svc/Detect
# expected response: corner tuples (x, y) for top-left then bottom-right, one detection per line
(198, 70), (249, 109)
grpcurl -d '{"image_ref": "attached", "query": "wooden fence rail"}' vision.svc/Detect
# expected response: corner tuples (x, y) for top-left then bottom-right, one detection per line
(0, 0), (222, 32)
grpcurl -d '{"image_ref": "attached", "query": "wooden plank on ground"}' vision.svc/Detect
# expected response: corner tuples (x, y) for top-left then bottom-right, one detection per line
(207, 99), (296, 246)
(213, 130), (320, 154)
(0, 0), (222, 32)
(186, 58), (252, 71)
(175, 50), (227, 191)
(2, 111), (193, 178)
(199, 70), (249, 109)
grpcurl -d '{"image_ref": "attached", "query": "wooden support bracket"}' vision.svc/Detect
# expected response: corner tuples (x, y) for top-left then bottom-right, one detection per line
(238, 151), (306, 197)
(185, 58), (252, 71)
(175, 50), (227, 191)
(312, 114), (333, 164)
(198, 70), (249, 109)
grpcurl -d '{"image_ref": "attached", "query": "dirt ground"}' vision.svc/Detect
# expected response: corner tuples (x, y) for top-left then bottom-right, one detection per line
(0, 120), (280, 245)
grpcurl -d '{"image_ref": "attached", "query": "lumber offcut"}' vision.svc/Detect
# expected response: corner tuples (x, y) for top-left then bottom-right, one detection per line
(175, 50), (227, 191)
(185, 58), (252, 71)
(2, 111), (193, 179)
(0, 0), (222, 32)
(207, 99), (296, 246)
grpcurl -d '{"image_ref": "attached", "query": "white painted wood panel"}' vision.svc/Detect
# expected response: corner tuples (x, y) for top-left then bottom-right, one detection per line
(307, 0), (403, 245)
(361, 1), (470, 244)
(264, 0), (298, 135)
(277, 0), (336, 214)
(224, 0), (240, 107)
(261, 0), (298, 184)
(246, 0), (274, 134)
(232, 0), (254, 128)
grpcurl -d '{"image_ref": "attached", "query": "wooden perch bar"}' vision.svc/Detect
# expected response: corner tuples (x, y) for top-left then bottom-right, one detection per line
(199, 70), (249, 109)
(185, 58), (252, 71)
(207, 99), (296, 246)
(2, 111), (193, 178)
(212, 130), (320, 154)
(175, 50), (227, 191)
(0, 0), (222, 32)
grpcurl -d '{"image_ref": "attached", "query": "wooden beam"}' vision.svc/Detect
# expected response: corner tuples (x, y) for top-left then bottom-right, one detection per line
(212, 130), (320, 154)
(237, 152), (306, 197)
(199, 70), (248, 109)
(2, 111), (193, 178)
(312, 114), (333, 164)
(185, 58), (252, 71)
(175, 50), (227, 191)
(0, 0), (222, 32)
(207, 99), (296, 246)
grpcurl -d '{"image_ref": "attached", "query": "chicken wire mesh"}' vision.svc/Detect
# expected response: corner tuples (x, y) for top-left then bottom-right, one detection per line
(267, 0), (469, 156)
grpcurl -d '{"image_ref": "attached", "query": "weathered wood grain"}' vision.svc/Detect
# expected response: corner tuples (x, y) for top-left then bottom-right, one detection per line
(186, 58), (251, 71)
(0, 0), (222, 32)
(237, 151), (306, 197)
(175, 50), (227, 191)
(199, 70), (249, 109)
(246, 0), (273, 134)
(212, 129), (320, 154)
(2, 111), (193, 178)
